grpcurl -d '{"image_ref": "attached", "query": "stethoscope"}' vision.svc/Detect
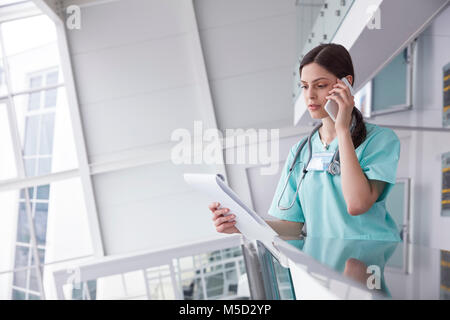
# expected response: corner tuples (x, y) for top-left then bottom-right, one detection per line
(277, 115), (357, 210)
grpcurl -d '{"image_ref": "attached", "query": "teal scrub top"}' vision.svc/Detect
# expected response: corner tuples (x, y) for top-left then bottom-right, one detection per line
(268, 122), (401, 242)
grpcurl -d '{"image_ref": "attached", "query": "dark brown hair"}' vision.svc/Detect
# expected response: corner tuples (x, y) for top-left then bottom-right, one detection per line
(299, 43), (366, 149)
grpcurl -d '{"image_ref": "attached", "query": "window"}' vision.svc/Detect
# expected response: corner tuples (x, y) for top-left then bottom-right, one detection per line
(371, 47), (411, 114)
(0, 102), (17, 179)
(0, 5), (94, 300)
(0, 178), (94, 300)
(355, 43), (415, 118)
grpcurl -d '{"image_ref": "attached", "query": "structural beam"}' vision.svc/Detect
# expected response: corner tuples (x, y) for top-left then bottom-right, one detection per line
(31, 0), (61, 22)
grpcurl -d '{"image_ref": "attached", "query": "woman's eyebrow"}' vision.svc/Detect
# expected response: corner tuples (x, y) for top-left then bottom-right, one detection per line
(300, 77), (330, 83)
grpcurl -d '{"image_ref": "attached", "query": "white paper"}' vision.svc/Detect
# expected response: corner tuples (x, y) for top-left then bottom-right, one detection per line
(183, 173), (278, 244)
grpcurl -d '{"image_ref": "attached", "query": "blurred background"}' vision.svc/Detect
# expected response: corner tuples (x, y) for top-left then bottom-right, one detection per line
(0, 0), (449, 300)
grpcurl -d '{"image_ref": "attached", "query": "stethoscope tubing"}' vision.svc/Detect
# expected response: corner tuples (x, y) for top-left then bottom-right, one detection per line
(277, 115), (356, 210)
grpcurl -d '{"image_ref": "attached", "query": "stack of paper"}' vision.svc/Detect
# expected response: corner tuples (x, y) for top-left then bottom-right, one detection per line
(183, 173), (278, 244)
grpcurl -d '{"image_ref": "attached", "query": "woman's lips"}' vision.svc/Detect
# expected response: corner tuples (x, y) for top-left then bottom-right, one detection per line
(308, 104), (321, 110)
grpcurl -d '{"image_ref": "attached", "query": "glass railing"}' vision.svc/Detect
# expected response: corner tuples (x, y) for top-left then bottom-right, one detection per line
(255, 235), (450, 300)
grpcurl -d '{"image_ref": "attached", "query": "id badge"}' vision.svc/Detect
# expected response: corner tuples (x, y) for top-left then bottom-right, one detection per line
(306, 152), (334, 171)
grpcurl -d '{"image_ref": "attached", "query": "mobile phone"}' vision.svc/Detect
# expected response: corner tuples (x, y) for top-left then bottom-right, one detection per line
(324, 77), (354, 122)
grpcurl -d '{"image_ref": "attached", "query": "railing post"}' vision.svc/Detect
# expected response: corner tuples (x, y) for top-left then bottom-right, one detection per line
(142, 269), (151, 300)
(241, 237), (267, 299)
(169, 261), (183, 300)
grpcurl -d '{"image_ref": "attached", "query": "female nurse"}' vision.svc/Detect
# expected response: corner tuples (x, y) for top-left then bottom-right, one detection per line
(208, 43), (401, 242)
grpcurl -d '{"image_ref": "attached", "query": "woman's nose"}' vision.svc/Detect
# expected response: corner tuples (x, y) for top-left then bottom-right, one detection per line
(305, 90), (317, 99)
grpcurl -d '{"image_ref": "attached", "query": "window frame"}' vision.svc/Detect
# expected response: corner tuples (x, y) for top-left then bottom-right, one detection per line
(365, 41), (416, 118)
(0, 8), (100, 300)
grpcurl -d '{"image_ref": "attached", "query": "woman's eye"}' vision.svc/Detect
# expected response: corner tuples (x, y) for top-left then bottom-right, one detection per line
(300, 84), (327, 89)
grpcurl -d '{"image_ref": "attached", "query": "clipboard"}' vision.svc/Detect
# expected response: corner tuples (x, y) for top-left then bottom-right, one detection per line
(183, 173), (279, 245)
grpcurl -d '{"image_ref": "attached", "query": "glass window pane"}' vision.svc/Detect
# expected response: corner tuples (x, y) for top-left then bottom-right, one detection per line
(0, 61), (7, 96)
(12, 289), (26, 300)
(39, 113), (54, 154)
(34, 203), (48, 246)
(29, 75), (42, 88)
(206, 273), (224, 298)
(20, 187), (35, 200)
(16, 202), (30, 243)
(0, 40), (6, 95)
(44, 88), (57, 108)
(29, 267), (40, 292)
(28, 92), (41, 111)
(71, 280), (97, 300)
(36, 185), (49, 200)
(0, 102), (17, 180)
(44, 69), (59, 108)
(28, 293), (41, 300)
(14, 87), (78, 175)
(13, 246), (30, 288)
(45, 70), (58, 86)
(2, 15), (61, 93)
(30, 246), (45, 266)
(225, 269), (237, 281)
(14, 245), (30, 268)
(2, 15), (56, 56)
(38, 248), (45, 265)
(372, 48), (408, 111)
(0, 189), (19, 272)
(23, 114), (39, 156)
(37, 157), (51, 175)
(1, 13), (76, 178)
(174, 246), (245, 300)
(0, 0), (31, 7)
(12, 269), (27, 288)
(24, 158), (35, 176)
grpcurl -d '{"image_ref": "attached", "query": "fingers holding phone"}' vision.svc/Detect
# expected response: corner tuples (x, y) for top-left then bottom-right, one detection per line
(325, 77), (355, 131)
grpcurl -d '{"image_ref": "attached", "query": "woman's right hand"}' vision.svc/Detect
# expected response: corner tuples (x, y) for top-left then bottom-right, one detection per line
(208, 202), (240, 234)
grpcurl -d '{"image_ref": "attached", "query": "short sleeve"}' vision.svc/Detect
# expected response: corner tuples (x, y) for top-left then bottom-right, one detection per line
(360, 128), (400, 202)
(268, 141), (306, 223)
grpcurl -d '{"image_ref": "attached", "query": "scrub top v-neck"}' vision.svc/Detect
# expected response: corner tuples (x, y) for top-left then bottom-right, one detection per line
(317, 129), (337, 151)
(268, 122), (401, 242)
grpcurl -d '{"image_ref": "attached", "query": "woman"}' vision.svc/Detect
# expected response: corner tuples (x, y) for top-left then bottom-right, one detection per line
(209, 43), (401, 242)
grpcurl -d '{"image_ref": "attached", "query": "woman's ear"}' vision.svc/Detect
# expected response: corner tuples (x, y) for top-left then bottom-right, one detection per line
(346, 75), (354, 87)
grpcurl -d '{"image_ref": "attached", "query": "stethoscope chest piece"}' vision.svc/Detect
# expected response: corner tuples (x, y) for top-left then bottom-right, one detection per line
(327, 160), (340, 175)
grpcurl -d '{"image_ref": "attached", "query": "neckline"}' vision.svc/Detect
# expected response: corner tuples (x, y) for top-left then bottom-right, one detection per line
(314, 129), (338, 151)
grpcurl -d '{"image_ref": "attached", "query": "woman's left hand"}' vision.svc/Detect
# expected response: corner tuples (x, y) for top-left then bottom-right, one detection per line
(326, 78), (355, 133)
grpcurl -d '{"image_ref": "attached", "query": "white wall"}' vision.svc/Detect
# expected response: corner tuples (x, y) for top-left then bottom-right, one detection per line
(194, 0), (297, 131)
(192, 0), (299, 221)
(65, 0), (237, 255)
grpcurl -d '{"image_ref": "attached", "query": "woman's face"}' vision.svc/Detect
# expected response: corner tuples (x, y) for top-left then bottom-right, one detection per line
(300, 62), (337, 119)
